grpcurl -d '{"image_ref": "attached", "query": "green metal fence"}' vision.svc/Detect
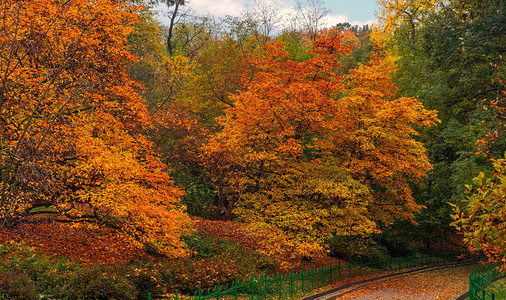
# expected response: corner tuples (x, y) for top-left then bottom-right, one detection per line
(149, 254), (457, 300)
(469, 264), (504, 300)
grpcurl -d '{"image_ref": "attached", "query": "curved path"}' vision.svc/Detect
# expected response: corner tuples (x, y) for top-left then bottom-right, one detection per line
(301, 260), (479, 300)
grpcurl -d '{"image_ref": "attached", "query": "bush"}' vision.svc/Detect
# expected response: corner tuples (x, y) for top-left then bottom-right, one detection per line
(0, 272), (38, 300)
(328, 235), (389, 262)
(183, 233), (276, 272)
(0, 244), (75, 298)
(0, 236), (279, 298)
(0, 244), (137, 299)
(181, 183), (219, 218)
(56, 265), (137, 300)
(155, 233), (278, 293)
(160, 257), (239, 293)
(374, 230), (415, 258)
(123, 261), (166, 299)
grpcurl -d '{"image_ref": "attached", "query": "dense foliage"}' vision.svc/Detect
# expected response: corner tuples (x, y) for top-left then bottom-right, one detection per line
(0, 238), (276, 299)
(375, 0), (506, 251)
(452, 156), (506, 270)
(1, 0), (505, 287)
(0, 0), (192, 257)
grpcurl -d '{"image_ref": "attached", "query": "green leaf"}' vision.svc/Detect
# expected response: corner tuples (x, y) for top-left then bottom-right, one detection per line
(473, 240), (481, 250)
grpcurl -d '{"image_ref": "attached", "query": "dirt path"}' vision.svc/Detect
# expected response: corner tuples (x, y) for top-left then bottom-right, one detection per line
(306, 262), (480, 300)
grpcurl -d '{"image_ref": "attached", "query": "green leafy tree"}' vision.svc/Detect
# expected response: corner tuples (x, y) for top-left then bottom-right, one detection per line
(377, 0), (506, 245)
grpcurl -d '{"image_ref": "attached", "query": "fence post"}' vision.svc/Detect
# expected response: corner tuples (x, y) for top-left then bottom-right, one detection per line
(251, 274), (255, 300)
(311, 264), (315, 291)
(338, 260), (341, 280)
(195, 286), (201, 300)
(320, 264), (324, 286)
(301, 267), (305, 292)
(329, 262), (333, 284)
(469, 274), (472, 300)
(278, 274), (282, 299)
(234, 277), (238, 300)
(290, 269), (294, 297)
(263, 273), (267, 300)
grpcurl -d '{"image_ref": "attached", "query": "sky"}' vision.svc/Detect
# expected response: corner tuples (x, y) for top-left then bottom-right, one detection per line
(155, 0), (378, 28)
(322, 0), (377, 25)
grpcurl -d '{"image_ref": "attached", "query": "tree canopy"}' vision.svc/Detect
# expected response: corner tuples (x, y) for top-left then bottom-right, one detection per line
(0, 0), (192, 257)
(2, 0), (503, 267)
(203, 29), (438, 257)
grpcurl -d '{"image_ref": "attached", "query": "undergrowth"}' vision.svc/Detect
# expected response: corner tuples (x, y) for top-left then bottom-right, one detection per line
(0, 233), (277, 299)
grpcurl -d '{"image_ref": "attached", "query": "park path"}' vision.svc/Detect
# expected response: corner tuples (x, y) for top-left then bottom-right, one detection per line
(304, 261), (479, 300)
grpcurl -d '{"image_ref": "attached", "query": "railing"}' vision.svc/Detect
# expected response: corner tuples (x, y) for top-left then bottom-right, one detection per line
(150, 254), (458, 300)
(469, 264), (504, 300)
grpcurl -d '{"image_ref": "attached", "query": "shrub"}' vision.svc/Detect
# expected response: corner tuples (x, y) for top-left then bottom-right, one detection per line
(328, 235), (389, 262)
(156, 233), (278, 293)
(0, 236), (279, 298)
(56, 265), (137, 300)
(0, 272), (38, 300)
(0, 244), (74, 297)
(182, 233), (237, 258)
(0, 244), (137, 299)
(160, 257), (239, 293)
(123, 261), (166, 299)
(374, 230), (415, 258)
(182, 233), (276, 271)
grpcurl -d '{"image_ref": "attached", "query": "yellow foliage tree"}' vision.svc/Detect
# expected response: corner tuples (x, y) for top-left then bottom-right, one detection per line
(0, 0), (192, 257)
(373, 0), (442, 46)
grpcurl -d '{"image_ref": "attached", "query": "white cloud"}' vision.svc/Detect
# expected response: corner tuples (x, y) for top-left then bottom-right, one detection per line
(322, 14), (375, 28)
(321, 13), (349, 27)
(187, 0), (247, 17)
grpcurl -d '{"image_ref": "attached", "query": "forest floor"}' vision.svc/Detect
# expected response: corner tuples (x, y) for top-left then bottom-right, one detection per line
(0, 217), (343, 269)
(0, 217), (475, 299)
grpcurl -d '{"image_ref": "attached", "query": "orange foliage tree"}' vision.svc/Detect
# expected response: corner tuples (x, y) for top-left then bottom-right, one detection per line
(0, 0), (192, 257)
(204, 29), (438, 258)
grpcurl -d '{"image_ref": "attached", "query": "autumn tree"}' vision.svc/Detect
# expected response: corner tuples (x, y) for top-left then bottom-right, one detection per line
(203, 29), (438, 257)
(126, 6), (268, 218)
(294, 0), (330, 41)
(334, 23), (374, 74)
(244, 0), (283, 44)
(0, 0), (192, 257)
(150, 0), (189, 54)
